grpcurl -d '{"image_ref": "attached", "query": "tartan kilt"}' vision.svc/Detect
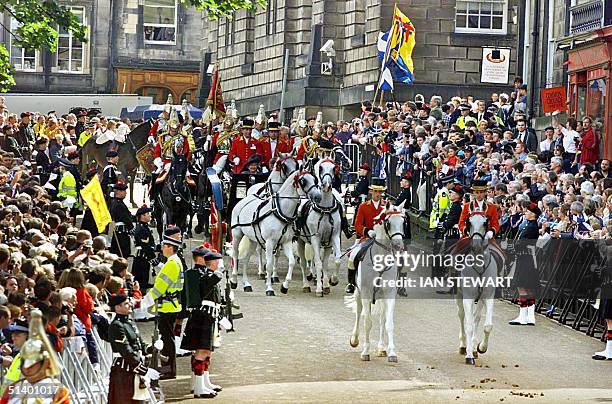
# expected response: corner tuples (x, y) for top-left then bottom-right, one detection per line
(108, 365), (145, 404)
(181, 310), (216, 351)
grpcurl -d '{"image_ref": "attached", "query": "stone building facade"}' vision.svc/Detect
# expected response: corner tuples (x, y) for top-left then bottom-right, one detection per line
(205, 0), (522, 121)
(3, 0), (205, 104)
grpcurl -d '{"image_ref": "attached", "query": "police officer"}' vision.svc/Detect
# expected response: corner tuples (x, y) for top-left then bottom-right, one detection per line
(108, 293), (162, 403)
(351, 163), (370, 218)
(101, 149), (120, 197)
(67, 151), (83, 192)
(109, 181), (134, 258)
(57, 158), (79, 215)
(133, 205), (158, 291)
(182, 245), (225, 399)
(430, 175), (454, 279)
(141, 227), (184, 380)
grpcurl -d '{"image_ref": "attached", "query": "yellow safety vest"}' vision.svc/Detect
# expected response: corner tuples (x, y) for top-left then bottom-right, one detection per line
(456, 115), (477, 130)
(58, 171), (77, 198)
(78, 131), (92, 147)
(146, 255), (184, 313)
(1, 353), (21, 394)
(429, 188), (450, 229)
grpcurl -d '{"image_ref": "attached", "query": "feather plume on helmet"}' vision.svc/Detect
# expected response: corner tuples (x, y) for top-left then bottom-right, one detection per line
(20, 309), (62, 377)
(163, 94), (174, 114)
(223, 99), (239, 126)
(314, 111), (323, 132)
(167, 106), (181, 130)
(181, 99), (192, 127)
(255, 104), (267, 125)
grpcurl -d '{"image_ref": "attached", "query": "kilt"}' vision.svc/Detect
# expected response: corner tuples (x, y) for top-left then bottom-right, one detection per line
(181, 310), (215, 351)
(512, 252), (540, 291)
(108, 365), (144, 404)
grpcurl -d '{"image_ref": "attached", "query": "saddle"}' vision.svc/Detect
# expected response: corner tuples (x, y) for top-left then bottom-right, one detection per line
(353, 238), (375, 269)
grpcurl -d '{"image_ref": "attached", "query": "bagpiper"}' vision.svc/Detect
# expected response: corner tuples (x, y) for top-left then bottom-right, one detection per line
(108, 181), (134, 259)
(182, 245), (225, 399)
(346, 178), (387, 294)
(141, 227), (185, 380)
(107, 293), (162, 403)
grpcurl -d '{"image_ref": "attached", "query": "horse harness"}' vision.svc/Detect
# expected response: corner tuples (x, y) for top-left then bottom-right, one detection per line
(465, 200), (490, 239)
(299, 197), (340, 248)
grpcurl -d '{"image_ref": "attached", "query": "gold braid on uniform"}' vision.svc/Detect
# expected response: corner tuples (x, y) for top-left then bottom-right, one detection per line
(304, 136), (319, 157)
(216, 130), (236, 147)
(187, 133), (196, 152)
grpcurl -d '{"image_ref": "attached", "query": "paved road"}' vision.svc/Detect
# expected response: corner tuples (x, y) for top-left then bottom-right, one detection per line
(126, 184), (612, 403)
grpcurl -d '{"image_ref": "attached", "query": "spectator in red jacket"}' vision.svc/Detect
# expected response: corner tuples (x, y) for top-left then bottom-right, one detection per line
(579, 116), (599, 167)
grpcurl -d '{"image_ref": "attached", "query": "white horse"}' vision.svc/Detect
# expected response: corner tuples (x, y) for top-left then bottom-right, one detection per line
(230, 170), (322, 296)
(296, 158), (342, 296)
(455, 213), (500, 365)
(347, 202), (406, 363)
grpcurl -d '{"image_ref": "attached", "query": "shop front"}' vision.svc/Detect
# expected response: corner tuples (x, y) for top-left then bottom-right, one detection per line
(564, 26), (612, 160)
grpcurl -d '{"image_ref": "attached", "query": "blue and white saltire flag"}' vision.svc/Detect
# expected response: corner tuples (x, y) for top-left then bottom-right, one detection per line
(377, 31), (393, 91)
(380, 67), (394, 91)
(377, 31), (389, 60)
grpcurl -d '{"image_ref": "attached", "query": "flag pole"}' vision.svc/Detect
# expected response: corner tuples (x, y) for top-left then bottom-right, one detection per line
(374, 3), (398, 105)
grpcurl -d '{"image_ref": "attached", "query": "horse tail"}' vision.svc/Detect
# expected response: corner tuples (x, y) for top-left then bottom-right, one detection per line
(305, 243), (314, 261)
(238, 237), (251, 260)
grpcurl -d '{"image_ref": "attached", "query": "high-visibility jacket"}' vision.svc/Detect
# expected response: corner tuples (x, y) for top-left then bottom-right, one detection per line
(0, 353), (21, 394)
(146, 254), (184, 313)
(456, 115), (477, 130)
(58, 170), (80, 208)
(77, 130), (92, 147)
(429, 187), (451, 229)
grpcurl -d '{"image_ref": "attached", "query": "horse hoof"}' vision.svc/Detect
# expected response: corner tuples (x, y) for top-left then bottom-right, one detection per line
(350, 337), (359, 348)
(306, 274), (314, 282)
(302, 287), (311, 293)
(230, 281), (238, 290)
(315, 291), (324, 297)
(330, 279), (339, 286)
(465, 358), (475, 365)
(477, 345), (488, 354)
(258, 273), (266, 280)
(280, 286), (288, 294)
(244, 286), (253, 292)
(376, 349), (387, 357)
(361, 354), (370, 361)
(323, 287), (331, 295)
(388, 356), (398, 363)
(472, 351), (479, 358)
(459, 347), (467, 355)
(266, 290), (275, 297)
(272, 276), (280, 283)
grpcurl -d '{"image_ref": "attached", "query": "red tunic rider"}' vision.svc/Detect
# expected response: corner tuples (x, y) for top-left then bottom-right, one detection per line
(228, 118), (263, 174)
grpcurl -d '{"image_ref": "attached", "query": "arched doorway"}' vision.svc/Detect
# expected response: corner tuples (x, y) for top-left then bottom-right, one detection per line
(135, 86), (174, 104)
(181, 88), (197, 104)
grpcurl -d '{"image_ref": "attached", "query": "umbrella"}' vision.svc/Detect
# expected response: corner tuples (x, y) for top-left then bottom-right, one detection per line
(120, 104), (203, 121)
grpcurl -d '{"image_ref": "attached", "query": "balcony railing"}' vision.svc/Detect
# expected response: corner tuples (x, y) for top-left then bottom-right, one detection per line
(569, 0), (604, 34)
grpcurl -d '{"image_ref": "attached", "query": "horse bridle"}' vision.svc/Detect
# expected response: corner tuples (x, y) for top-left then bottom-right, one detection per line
(318, 159), (338, 186)
(375, 210), (405, 240)
(467, 212), (489, 240)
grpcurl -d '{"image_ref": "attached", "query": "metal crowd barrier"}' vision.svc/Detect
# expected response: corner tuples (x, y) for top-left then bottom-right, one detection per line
(342, 143), (361, 176)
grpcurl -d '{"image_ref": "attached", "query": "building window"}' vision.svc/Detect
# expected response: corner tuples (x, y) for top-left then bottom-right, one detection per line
(57, 7), (86, 73)
(455, 0), (508, 35)
(9, 19), (37, 72)
(225, 17), (235, 46)
(144, 0), (177, 44)
(136, 86), (173, 104)
(266, 0), (277, 34)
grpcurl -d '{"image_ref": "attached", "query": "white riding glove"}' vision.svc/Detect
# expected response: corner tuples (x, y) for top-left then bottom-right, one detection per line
(153, 338), (164, 351)
(141, 294), (155, 310)
(367, 230), (376, 239)
(233, 157), (240, 166)
(484, 230), (494, 241)
(145, 368), (160, 381)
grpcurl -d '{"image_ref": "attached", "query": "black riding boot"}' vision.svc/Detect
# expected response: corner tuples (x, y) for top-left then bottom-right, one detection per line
(339, 204), (354, 238)
(345, 269), (356, 294)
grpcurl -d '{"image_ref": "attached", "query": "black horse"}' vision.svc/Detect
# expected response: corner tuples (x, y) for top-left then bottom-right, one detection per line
(156, 149), (193, 238)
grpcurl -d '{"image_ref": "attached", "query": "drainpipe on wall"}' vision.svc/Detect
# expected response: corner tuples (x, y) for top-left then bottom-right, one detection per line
(528, 0), (540, 121)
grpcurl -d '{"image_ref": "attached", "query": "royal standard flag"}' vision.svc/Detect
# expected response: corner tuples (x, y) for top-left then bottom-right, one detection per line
(80, 175), (111, 233)
(383, 5), (416, 84)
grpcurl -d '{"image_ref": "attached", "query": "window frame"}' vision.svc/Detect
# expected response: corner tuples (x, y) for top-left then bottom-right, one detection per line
(56, 6), (86, 74)
(9, 18), (37, 72)
(455, 0), (509, 35)
(143, 0), (178, 45)
(266, 0), (277, 35)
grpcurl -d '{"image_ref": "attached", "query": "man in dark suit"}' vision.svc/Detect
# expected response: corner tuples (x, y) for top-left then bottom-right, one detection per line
(513, 119), (537, 153)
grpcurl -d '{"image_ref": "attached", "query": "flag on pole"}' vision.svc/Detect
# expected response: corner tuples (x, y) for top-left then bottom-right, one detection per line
(203, 65), (225, 124)
(80, 176), (111, 233)
(379, 5), (416, 85)
(380, 67), (394, 91)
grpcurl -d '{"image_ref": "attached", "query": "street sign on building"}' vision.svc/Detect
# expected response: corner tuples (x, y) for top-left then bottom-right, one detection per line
(480, 48), (511, 84)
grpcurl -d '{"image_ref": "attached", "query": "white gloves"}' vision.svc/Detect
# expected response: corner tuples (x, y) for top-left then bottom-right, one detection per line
(485, 230), (494, 240)
(141, 294), (155, 310)
(153, 158), (162, 169)
(233, 157), (240, 166)
(145, 368), (160, 381)
(367, 230), (376, 239)
(153, 339), (164, 351)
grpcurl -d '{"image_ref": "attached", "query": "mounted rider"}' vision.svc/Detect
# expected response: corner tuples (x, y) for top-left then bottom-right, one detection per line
(210, 101), (238, 168)
(346, 178), (387, 294)
(296, 112), (323, 162)
(149, 94), (173, 140)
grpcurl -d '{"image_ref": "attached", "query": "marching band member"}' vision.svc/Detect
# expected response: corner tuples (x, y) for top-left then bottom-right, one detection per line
(346, 178), (387, 294)
(108, 181), (134, 259)
(141, 227), (185, 380)
(228, 118), (262, 174)
(182, 245), (225, 399)
(101, 150), (120, 197)
(107, 293), (162, 403)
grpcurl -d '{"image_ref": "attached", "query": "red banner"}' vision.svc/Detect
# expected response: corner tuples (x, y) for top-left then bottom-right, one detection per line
(540, 87), (567, 114)
(207, 66), (226, 118)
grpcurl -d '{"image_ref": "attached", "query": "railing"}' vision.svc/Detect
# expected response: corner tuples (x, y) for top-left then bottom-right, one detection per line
(569, 0), (604, 34)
